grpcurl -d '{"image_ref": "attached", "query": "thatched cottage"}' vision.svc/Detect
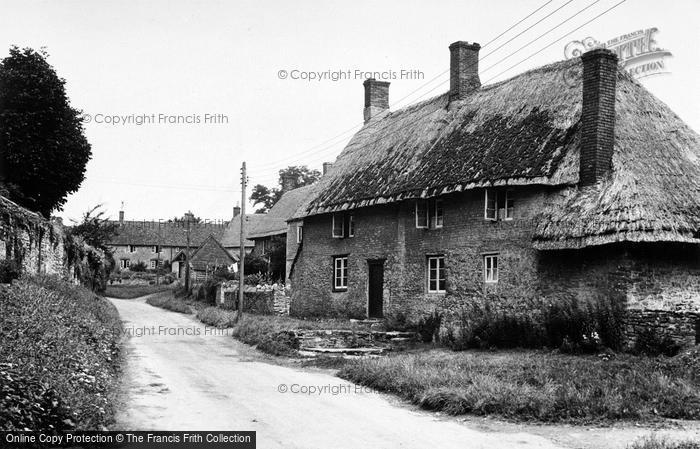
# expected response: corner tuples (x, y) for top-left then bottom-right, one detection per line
(288, 41), (700, 348)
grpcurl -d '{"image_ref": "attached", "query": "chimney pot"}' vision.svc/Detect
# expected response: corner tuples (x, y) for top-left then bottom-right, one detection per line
(233, 205), (241, 217)
(449, 41), (481, 101)
(322, 162), (334, 175)
(363, 78), (390, 123)
(579, 48), (618, 187)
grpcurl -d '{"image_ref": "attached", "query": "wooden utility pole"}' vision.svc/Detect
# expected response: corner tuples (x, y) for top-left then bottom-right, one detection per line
(184, 217), (191, 292)
(237, 162), (247, 322)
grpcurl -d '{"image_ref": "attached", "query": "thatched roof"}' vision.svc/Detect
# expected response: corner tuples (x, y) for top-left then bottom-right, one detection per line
(109, 220), (228, 247)
(219, 214), (267, 247)
(299, 57), (700, 249)
(249, 185), (315, 238)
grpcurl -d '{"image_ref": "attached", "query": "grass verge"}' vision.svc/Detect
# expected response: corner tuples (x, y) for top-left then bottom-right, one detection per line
(0, 276), (122, 431)
(145, 291), (195, 314)
(629, 436), (700, 449)
(197, 307), (238, 328)
(337, 348), (700, 424)
(104, 283), (172, 299)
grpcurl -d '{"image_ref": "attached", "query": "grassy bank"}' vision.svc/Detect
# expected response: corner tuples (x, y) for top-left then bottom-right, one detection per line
(629, 437), (700, 449)
(338, 349), (700, 424)
(0, 276), (123, 431)
(104, 283), (172, 299)
(145, 291), (196, 314)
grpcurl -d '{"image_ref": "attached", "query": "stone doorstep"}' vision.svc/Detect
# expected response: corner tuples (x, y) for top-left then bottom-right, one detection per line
(301, 347), (387, 356)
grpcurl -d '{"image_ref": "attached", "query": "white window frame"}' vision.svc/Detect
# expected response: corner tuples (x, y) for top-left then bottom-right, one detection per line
(128, 245), (137, 253)
(332, 213), (344, 238)
(151, 245), (159, 254)
(484, 189), (497, 221)
(333, 256), (348, 290)
(427, 256), (446, 293)
(484, 254), (499, 283)
(120, 259), (131, 269)
(150, 260), (158, 269)
(348, 215), (355, 238)
(415, 201), (429, 228)
(431, 199), (444, 229)
(504, 190), (514, 221)
(296, 225), (303, 244)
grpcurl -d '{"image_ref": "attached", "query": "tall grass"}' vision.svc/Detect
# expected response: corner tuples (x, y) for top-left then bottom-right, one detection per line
(628, 436), (700, 449)
(104, 283), (172, 299)
(0, 276), (123, 431)
(145, 291), (193, 314)
(338, 349), (700, 424)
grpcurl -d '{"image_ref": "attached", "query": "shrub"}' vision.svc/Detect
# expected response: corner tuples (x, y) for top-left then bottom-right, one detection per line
(0, 275), (122, 430)
(0, 259), (20, 283)
(130, 261), (147, 272)
(416, 311), (442, 343)
(197, 307), (237, 328)
(634, 328), (682, 357)
(244, 255), (268, 276)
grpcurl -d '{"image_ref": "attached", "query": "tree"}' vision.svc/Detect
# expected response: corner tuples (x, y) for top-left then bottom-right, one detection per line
(69, 204), (118, 253)
(169, 211), (201, 223)
(0, 47), (91, 217)
(67, 205), (118, 292)
(250, 165), (321, 213)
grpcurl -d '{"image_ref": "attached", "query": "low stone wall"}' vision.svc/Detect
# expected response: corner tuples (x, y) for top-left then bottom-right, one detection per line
(623, 310), (699, 348)
(216, 284), (290, 315)
(296, 329), (417, 349)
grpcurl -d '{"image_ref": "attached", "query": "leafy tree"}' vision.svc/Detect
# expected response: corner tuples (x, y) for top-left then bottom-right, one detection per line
(69, 205), (118, 253)
(250, 165), (320, 213)
(169, 211), (201, 223)
(130, 261), (148, 272)
(0, 47), (91, 217)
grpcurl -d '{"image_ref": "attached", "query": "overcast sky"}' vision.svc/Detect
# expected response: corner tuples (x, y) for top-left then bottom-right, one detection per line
(1, 0), (698, 222)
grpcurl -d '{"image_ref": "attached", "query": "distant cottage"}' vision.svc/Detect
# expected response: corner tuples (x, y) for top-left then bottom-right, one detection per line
(108, 207), (266, 277)
(288, 42), (700, 348)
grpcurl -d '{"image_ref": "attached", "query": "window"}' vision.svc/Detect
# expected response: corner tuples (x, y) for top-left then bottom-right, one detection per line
(296, 225), (303, 244)
(120, 259), (131, 269)
(484, 189), (514, 221)
(151, 245), (159, 253)
(416, 199), (444, 229)
(174, 247), (180, 253)
(348, 215), (355, 237)
(261, 239), (269, 255)
(333, 256), (348, 290)
(484, 254), (498, 283)
(332, 213), (355, 238)
(128, 245), (136, 253)
(150, 260), (158, 269)
(427, 256), (446, 293)
(332, 214), (345, 238)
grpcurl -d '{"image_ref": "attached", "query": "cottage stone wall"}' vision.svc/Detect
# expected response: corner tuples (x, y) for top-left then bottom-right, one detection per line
(290, 187), (700, 348)
(0, 197), (67, 278)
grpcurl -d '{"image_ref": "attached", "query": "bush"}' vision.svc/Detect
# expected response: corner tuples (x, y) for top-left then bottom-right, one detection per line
(0, 276), (122, 430)
(197, 307), (237, 328)
(634, 328), (682, 357)
(0, 259), (20, 283)
(130, 261), (147, 272)
(416, 311), (442, 343)
(244, 255), (268, 276)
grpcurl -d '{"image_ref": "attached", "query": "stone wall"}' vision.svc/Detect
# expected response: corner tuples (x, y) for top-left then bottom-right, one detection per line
(217, 284), (289, 315)
(0, 196), (67, 277)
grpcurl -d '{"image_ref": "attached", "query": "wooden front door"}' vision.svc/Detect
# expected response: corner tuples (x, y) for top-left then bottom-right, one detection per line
(368, 260), (384, 318)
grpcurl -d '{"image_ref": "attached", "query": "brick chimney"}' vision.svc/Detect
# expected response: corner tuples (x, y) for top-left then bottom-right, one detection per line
(363, 78), (390, 123)
(579, 48), (618, 187)
(233, 204), (241, 217)
(119, 210), (124, 224)
(322, 162), (334, 175)
(449, 41), (481, 101)
(280, 173), (296, 192)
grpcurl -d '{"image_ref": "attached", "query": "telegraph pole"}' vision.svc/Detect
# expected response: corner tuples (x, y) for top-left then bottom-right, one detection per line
(237, 162), (247, 322)
(184, 217), (191, 293)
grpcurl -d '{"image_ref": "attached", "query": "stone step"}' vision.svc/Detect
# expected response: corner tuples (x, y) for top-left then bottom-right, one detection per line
(301, 346), (386, 356)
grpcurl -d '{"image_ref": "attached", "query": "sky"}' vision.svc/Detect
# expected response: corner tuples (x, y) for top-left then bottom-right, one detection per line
(1, 0), (698, 222)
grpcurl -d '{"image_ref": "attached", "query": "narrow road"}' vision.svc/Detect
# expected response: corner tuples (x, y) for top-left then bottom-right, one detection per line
(110, 297), (566, 448)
